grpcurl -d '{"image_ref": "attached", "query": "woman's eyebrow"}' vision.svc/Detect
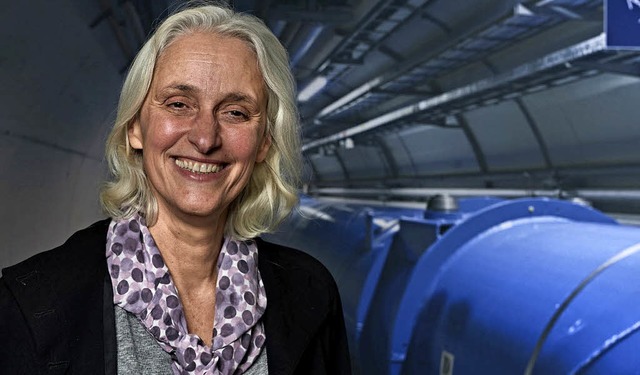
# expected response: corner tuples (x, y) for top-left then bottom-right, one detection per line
(223, 92), (259, 106)
(161, 86), (257, 104)
(164, 84), (199, 94)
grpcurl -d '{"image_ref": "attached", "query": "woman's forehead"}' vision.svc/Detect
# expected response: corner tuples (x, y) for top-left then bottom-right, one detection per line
(151, 32), (266, 103)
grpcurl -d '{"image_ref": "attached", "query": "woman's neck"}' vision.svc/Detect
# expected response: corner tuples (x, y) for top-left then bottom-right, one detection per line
(147, 211), (225, 345)
(148, 210), (226, 289)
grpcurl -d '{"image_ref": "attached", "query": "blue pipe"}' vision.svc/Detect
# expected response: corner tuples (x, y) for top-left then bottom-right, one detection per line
(265, 196), (640, 374)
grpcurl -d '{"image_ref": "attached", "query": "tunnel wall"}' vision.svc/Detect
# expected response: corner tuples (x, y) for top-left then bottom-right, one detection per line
(0, 0), (121, 268)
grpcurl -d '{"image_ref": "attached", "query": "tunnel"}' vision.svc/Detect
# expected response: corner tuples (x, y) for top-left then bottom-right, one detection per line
(2, 1), (640, 374)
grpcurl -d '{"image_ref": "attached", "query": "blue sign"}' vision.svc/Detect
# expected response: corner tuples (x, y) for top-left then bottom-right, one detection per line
(606, 0), (640, 49)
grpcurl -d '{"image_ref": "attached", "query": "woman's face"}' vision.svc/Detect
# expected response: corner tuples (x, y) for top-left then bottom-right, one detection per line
(128, 32), (271, 224)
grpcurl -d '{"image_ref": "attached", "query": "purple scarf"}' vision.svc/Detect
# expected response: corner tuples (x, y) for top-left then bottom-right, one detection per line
(106, 215), (267, 374)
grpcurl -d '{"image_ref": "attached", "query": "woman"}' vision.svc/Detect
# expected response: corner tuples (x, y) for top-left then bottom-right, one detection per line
(0, 4), (351, 375)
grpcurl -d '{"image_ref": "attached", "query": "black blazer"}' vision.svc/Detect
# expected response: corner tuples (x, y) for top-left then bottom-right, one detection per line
(0, 220), (351, 374)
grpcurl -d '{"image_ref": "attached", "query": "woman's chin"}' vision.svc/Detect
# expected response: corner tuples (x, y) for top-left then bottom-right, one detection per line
(173, 202), (229, 223)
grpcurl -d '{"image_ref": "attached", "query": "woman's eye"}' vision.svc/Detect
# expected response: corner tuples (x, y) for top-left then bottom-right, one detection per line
(229, 110), (249, 119)
(169, 102), (187, 109)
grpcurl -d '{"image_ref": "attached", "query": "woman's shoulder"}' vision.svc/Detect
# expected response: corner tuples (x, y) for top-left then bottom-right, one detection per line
(0, 219), (112, 375)
(255, 238), (336, 288)
(3, 219), (110, 277)
(254, 238), (351, 374)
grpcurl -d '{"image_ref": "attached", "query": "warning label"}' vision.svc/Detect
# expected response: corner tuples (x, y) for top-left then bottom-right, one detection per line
(440, 350), (454, 375)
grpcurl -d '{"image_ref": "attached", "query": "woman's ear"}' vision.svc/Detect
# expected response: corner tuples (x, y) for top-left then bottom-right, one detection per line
(256, 132), (272, 163)
(128, 119), (144, 150)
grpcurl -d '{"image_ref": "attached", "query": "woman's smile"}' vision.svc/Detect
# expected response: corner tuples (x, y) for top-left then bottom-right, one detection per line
(174, 157), (227, 175)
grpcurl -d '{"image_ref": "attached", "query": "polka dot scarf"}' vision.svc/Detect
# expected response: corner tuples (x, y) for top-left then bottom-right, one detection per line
(106, 215), (267, 374)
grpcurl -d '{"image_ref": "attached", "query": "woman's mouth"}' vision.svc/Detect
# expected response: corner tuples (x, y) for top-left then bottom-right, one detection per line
(174, 158), (226, 174)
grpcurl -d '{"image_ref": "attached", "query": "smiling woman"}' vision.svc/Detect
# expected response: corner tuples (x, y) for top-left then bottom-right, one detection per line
(0, 3), (351, 375)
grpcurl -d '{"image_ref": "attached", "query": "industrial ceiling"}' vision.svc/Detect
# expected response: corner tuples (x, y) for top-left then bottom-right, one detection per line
(76, 0), (640, 212)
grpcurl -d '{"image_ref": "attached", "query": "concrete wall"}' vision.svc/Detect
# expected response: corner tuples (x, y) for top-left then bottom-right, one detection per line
(0, 0), (122, 268)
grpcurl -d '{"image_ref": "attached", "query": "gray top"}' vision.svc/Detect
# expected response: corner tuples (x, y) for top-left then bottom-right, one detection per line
(115, 306), (268, 374)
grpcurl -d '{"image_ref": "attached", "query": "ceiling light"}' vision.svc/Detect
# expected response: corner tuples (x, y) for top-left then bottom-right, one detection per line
(298, 76), (328, 102)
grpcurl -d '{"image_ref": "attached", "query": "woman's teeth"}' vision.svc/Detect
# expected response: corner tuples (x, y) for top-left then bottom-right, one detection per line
(175, 159), (223, 174)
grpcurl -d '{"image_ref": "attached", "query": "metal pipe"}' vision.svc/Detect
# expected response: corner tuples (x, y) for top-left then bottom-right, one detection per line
(289, 24), (324, 68)
(310, 186), (640, 202)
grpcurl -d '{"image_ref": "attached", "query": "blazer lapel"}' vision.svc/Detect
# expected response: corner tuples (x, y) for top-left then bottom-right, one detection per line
(257, 239), (331, 375)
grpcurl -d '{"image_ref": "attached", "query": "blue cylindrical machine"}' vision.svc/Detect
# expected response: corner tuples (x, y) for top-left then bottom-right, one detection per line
(264, 196), (640, 374)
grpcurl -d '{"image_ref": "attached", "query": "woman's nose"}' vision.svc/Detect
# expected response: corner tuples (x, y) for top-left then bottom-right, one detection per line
(188, 112), (221, 154)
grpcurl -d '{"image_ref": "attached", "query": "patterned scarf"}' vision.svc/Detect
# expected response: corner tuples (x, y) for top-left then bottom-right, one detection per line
(106, 215), (267, 374)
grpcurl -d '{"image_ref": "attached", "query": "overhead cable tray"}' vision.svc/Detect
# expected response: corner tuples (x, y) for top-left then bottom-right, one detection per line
(303, 33), (640, 152)
(313, 0), (602, 123)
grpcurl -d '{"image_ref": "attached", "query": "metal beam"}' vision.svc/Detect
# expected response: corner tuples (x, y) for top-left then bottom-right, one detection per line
(519, 3), (601, 21)
(371, 88), (436, 97)
(571, 60), (640, 77)
(482, 58), (554, 171)
(457, 114), (488, 174)
(333, 149), (351, 183)
(302, 34), (607, 152)
(269, 6), (353, 23)
(311, 1), (568, 122)
(373, 134), (400, 179)
(515, 98), (554, 169)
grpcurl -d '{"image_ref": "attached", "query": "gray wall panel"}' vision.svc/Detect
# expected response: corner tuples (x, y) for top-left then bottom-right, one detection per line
(399, 125), (480, 175)
(0, 0), (121, 268)
(466, 101), (546, 171)
(337, 146), (388, 179)
(309, 154), (346, 181)
(525, 74), (640, 167)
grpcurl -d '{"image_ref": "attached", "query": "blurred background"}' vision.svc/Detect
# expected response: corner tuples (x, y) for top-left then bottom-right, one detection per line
(1, 0), (640, 267)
